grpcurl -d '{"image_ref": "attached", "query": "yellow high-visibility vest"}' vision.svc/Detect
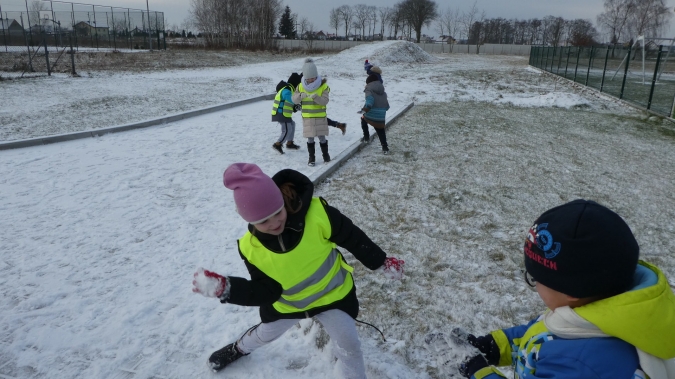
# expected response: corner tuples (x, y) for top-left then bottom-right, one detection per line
(271, 85), (295, 118)
(238, 197), (354, 314)
(298, 82), (329, 118)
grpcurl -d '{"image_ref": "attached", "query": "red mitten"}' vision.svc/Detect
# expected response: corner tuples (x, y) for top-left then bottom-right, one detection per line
(383, 257), (405, 280)
(193, 268), (229, 299)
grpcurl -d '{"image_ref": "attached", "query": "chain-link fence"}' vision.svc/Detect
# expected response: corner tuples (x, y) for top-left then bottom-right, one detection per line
(1, 0), (164, 78)
(530, 44), (675, 117)
(1, 32), (76, 78)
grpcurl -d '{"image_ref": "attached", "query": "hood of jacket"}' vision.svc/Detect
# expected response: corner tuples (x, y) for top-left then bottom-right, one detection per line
(547, 261), (675, 359)
(365, 80), (385, 96)
(247, 169), (314, 250)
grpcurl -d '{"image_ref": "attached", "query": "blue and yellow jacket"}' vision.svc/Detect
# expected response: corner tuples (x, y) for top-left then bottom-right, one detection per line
(472, 261), (675, 379)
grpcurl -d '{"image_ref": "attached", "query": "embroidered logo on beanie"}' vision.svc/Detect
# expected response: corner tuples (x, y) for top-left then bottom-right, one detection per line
(524, 199), (639, 298)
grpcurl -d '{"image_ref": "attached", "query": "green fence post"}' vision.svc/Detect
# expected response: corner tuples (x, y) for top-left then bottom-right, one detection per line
(619, 46), (631, 99)
(573, 47), (581, 82)
(647, 45), (663, 110)
(556, 46), (563, 74)
(564, 47), (571, 77)
(585, 46), (593, 86)
(600, 46), (610, 92)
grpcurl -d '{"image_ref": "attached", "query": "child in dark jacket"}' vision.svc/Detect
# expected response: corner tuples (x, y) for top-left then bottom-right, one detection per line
(271, 72), (303, 154)
(360, 74), (390, 154)
(457, 199), (675, 379)
(193, 163), (405, 378)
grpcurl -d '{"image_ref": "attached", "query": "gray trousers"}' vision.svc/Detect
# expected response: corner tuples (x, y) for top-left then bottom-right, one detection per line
(277, 120), (296, 143)
(237, 309), (366, 379)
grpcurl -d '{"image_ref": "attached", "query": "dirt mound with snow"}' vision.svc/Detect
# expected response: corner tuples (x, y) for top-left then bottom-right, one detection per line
(324, 40), (437, 69)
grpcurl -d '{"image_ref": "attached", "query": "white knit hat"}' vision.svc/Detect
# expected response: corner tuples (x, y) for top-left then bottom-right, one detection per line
(302, 58), (318, 78)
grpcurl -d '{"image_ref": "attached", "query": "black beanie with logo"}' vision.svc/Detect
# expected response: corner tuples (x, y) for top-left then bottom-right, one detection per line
(524, 199), (639, 298)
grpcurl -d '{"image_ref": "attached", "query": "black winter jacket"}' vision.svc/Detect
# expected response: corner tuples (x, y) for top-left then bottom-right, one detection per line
(224, 169), (387, 323)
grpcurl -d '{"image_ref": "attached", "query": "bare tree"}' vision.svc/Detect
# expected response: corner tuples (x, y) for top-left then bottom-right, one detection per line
(398, 0), (438, 43)
(542, 15), (566, 46)
(626, 0), (671, 39)
(462, 1), (480, 48)
(369, 6), (378, 39)
(597, 0), (633, 44)
(354, 4), (370, 40)
(378, 7), (392, 40)
(389, 3), (405, 39)
(299, 16), (309, 39)
(337, 5), (353, 39)
(329, 8), (341, 37)
(190, 0), (281, 48)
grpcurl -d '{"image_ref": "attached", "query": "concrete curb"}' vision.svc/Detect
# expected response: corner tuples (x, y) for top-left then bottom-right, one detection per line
(0, 93), (276, 151)
(309, 102), (415, 186)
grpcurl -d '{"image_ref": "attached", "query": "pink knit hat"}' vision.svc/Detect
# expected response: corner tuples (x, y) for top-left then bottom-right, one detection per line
(223, 163), (284, 224)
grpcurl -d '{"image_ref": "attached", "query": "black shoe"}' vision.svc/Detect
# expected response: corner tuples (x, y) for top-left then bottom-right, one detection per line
(272, 143), (284, 155)
(336, 123), (347, 135)
(286, 142), (301, 150)
(361, 136), (370, 143)
(382, 146), (389, 155)
(208, 343), (248, 372)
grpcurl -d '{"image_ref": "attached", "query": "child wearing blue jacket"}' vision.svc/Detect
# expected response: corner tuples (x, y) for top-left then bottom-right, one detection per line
(360, 74), (390, 154)
(271, 72), (303, 154)
(458, 199), (675, 379)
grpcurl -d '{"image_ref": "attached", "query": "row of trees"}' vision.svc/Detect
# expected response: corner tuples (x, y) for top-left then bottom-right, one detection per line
(189, 0), (282, 48)
(186, 0), (672, 48)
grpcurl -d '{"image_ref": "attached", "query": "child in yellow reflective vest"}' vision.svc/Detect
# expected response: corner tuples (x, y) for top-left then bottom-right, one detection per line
(192, 163), (405, 378)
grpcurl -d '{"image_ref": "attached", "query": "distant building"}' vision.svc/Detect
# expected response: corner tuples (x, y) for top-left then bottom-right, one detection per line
(74, 21), (109, 36)
(0, 19), (24, 35)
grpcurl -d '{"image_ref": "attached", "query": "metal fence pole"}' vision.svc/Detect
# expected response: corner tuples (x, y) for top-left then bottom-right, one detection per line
(573, 47), (581, 82)
(69, 32), (75, 75)
(585, 46), (593, 86)
(647, 45), (663, 110)
(556, 46), (563, 74)
(619, 46), (631, 99)
(564, 46), (571, 78)
(20, 14), (33, 71)
(44, 37), (51, 75)
(549, 46), (556, 72)
(600, 46), (610, 92)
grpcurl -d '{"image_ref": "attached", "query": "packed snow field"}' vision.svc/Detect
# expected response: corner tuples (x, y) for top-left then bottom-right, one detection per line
(1, 41), (675, 379)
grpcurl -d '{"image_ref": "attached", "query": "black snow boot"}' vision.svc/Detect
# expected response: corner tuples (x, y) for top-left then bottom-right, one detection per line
(320, 141), (330, 163)
(375, 127), (388, 154)
(208, 342), (248, 372)
(361, 118), (370, 143)
(307, 142), (316, 166)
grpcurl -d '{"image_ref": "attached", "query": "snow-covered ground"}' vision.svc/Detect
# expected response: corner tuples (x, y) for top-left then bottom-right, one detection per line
(1, 41), (675, 379)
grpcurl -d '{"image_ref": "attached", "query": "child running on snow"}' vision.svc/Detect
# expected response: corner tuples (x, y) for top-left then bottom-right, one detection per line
(192, 163), (405, 378)
(292, 58), (332, 166)
(271, 72), (303, 154)
(456, 199), (675, 379)
(360, 74), (390, 154)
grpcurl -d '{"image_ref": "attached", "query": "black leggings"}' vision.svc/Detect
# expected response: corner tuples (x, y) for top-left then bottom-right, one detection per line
(361, 118), (387, 148)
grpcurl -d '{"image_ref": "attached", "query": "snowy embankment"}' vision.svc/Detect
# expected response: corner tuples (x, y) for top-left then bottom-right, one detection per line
(1, 41), (674, 379)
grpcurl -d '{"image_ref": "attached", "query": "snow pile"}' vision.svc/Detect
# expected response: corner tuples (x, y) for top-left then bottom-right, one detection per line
(497, 91), (592, 109)
(326, 40), (438, 67)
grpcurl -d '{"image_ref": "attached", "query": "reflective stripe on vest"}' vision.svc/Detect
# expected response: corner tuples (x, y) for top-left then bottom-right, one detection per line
(271, 86), (294, 118)
(298, 82), (328, 118)
(238, 197), (354, 314)
(276, 248), (349, 309)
